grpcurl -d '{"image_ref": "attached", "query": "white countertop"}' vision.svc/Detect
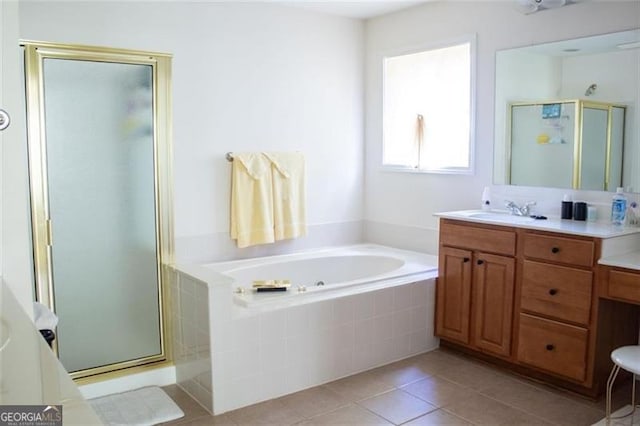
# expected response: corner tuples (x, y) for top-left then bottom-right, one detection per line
(0, 281), (103, 425)
(435, 210), (640, 239)
(598, 251), (640, 271)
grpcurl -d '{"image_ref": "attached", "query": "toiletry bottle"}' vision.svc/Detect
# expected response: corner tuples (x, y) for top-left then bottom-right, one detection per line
(561, 194), (573, 219)
(611, 187), (627, 226)
(481, 187), (491, 211)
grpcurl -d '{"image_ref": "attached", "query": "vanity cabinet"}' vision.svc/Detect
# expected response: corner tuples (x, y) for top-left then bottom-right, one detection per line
(437, 220), (516, 357)
(436, 217), (640, 397)
(600, 267), (640, 304)
(516, 231), (596, 382)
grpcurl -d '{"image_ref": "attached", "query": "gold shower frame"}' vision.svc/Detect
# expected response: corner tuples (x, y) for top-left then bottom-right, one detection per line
(22, 40), (174, 381)
(507, 99), (626, 190)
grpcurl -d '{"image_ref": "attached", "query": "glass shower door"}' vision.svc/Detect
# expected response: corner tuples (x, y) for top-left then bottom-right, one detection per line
(24, 42), (173, 378)
(43, 59), (160, 373)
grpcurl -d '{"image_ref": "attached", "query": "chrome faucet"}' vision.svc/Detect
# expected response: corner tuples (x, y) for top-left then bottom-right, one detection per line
(505, 200), (536, 216)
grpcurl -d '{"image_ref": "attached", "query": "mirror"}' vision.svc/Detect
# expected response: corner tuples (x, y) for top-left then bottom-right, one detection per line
(494, 29), (640, 192)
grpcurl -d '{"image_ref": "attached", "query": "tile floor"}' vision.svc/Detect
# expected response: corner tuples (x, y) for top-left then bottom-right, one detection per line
(162, 348), (638, 426)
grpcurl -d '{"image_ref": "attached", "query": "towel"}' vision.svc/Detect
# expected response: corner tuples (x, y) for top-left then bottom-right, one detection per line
(262, 152), (306, 241)
(230, 153), (275, 248)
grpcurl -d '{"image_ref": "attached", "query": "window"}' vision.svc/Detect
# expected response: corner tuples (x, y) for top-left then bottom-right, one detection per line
(382, 36), (475, 173)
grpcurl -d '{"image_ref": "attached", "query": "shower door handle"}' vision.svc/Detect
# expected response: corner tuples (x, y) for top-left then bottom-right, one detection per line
(0, 109), (10, 131)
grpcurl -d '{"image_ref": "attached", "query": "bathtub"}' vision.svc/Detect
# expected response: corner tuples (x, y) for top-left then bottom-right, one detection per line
(172, 244), (440, 414)
(205, 244), (438, 307)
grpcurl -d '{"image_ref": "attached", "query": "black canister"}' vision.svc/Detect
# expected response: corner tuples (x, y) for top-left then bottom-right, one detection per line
(573, 202), (587, 221)
(561, 201), (573, 219)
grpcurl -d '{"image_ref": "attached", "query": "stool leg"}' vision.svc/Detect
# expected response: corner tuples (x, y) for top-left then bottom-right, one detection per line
(607, 364), (621, 425)
(631, 374), (636, 417)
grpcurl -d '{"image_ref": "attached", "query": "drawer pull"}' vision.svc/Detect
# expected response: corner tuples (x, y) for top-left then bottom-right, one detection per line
(551, 247), (560, 254)
(548, 288), (558, 296)
(545, 344), (555, 351)
(477, 259), (484, 265)
(463, 257), (470, 263)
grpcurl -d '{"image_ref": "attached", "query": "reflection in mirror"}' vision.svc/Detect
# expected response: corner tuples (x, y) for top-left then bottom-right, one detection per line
(494, 29), (640, 193)
(509, 100), (625, 191)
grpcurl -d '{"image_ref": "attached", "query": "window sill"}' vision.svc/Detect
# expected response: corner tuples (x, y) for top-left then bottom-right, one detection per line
(380, 165), (474, 175)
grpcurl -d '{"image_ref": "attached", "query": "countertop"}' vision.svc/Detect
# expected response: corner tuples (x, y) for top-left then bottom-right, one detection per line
(435, 210), (640, 239)
(598, 251), (640, 271)
(0, 281), (103, 425)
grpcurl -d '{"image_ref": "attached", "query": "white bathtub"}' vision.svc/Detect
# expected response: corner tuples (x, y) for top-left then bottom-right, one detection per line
(204, 244), (438, 307)
(173, 244), (440, 414)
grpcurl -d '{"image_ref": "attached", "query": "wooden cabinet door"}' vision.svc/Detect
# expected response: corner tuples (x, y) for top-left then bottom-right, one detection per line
(436, 246), (473, 345)
(472, 252), (515, 357)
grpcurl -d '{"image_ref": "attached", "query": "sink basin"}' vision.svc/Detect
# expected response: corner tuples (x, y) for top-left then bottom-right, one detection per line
(461, 211), (536, 224)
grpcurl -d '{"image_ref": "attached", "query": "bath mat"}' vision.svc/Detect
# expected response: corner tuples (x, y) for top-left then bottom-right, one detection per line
(89, 386), (184, 426)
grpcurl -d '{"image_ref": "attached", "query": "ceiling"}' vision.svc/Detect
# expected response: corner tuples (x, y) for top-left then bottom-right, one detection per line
(278, 1), (430, 19)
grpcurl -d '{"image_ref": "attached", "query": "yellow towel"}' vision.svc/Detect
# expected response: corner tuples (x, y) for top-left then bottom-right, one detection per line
(262, 152), (306, 241)
(230, 153), (275, 248)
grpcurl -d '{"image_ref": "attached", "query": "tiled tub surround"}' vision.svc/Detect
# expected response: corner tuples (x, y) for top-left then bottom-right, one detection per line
(173, 245), (439, 414)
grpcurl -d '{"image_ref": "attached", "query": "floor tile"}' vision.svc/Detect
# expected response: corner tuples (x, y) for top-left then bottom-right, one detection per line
(480, 378), (605, 425)
(226, 399), (305, 425)
(297, 403), (392, 425)
(444, 390), (553, 425)
(161, 350), (633, 426)
(403, 408), (472, 425)
(161, 384), (210, 425)
(411, 349), (468, 375)
(276, 386), (350, 419)
(358, 389), (437, 425)
(367, 357), (433, 388)
(401, 375), (475, 408)
(324, 370), (394, 401)
(432, 358), (522, 392)
(175, 413), (238, 425)
(592, 405), (640, 426)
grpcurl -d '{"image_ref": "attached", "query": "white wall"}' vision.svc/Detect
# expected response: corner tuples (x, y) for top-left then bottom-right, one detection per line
(1, 0), (34, 316)
(364, 1), (640, 253)
(17, 1), (365, 271)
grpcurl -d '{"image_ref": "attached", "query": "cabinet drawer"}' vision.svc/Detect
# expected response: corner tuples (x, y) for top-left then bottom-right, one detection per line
(608, 269), (640, 304)
(521, 261), (592, 325)
(523, 233), (594, 267)
(440, 221), (516, 256)
(517, 314), (588, 382)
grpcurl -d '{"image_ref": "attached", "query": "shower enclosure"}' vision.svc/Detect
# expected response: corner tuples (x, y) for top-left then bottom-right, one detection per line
(23, 41), (173, 379)
(508, 100), (626, 191)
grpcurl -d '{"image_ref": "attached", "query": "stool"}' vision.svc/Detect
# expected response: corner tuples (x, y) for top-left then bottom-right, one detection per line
(606, 345), (640, 424)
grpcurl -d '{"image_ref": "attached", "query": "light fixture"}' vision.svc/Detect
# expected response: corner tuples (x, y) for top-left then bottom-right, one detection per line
(584, 83), (597, 97)
(514, 0), (569, 14)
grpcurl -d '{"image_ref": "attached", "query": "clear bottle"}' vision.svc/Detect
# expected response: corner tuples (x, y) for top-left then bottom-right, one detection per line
(611, 187), (627, 226)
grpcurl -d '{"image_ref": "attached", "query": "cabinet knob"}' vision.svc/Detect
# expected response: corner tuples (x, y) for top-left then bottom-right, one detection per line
(477, 259), (484, 265)
(545, 344), (555, 351)
(548, 288), (558, 296)
(463, 257), (470, 263)
(551, 247), (560, 254)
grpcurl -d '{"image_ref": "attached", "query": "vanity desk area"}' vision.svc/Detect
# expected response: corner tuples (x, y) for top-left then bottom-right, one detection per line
(433, 210), (640, 399)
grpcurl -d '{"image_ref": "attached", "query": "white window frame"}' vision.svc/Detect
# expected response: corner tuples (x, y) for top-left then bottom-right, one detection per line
(380, 34), (477, 175)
